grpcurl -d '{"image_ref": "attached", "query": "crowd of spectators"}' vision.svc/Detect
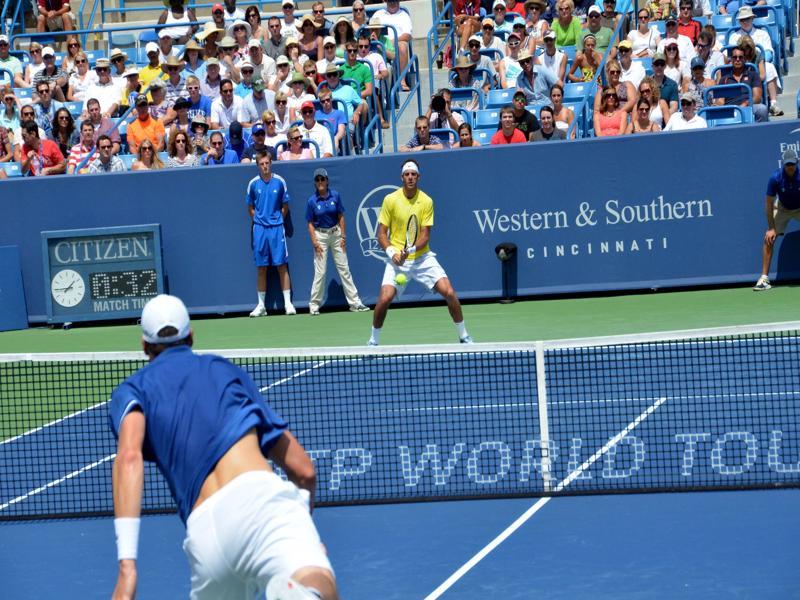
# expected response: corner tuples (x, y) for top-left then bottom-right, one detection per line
(0, 0), (414, 175)
(0, 0), (793, 176)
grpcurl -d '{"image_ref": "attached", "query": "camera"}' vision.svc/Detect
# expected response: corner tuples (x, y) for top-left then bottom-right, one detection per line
(430, 94), (446, 113)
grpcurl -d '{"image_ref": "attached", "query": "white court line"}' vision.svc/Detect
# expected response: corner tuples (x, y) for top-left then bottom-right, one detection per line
(0, 400), (109, 446)
(0, 453), (116, 512)
(423, 396), (668, 600)
(258, 360), (331, 393)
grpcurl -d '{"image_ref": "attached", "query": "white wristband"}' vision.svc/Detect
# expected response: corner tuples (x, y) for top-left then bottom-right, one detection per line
(385, 246), (398, 259)
(406, 245), (416, 255)
(115, 517), (141, 561)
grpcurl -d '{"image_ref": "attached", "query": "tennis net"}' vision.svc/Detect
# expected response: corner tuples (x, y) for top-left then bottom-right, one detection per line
(1, 321), (799, 521)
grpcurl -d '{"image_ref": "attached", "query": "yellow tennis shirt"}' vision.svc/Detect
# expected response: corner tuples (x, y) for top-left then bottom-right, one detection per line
(378, 188), (434, 261)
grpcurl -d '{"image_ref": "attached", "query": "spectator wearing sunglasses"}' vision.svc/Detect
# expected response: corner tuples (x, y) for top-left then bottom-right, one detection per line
(578, 6), (615, 57)
(306, 167), (370, 316)
(314, 89), (347, 150)
(203, 129), (240, 164)
(32, 80), (64, 140)
(400, 115), (445, 152)
(350, 0), (368, 29)
(0, 35), (23, 88)
(12, 104), (46, 160)
(127, 94), (166, 154)
(594, 60), (636, 114)
(87, 135), (125, 173)
(33, 46), (67, 102)
(663, 92), (706, 130)
(279, 0), (298, 37)
(19, 120), (66, 176)
(538, 30), (566, 84)
(211, 78), (247, 129)
(497, 32), (524, 89)
(264, 16), (288, 61)
(656, 18), (696, 62)
(340, 40), (373, 103)
(297, 100), (333, 158)
(67, 51), (97, 102)
(594, 86), (628, 137)
(616, 40), (646, 89)
(241, 121), (277, 162)
(279, 125), (315, 160)
(552, 0), (582, 48)
(627, 8), (661, 58)
(466, 35), (497, 79)
(716, 44), (768, 122)
(476, 18), (506, 56)
(694, 30), (724, 80)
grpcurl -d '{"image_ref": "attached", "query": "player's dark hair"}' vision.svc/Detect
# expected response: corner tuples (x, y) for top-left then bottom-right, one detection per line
(143, 326), (193, 357)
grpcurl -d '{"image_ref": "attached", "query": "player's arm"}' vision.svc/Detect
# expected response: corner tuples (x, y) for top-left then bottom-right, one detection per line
(267, 431), (317, 509)
(377, 222), (402, 265)
(765, 194), (777, 245)
(413, 225), (431, 253)
(111, 409), (146, 600)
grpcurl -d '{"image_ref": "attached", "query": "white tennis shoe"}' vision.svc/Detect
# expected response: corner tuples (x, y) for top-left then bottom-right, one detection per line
(753, 275), (772, 291)
(285, 304), (297, 315)
(249, 304), (267, 317)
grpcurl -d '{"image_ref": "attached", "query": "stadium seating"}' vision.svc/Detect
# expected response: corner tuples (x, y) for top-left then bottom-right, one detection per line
(699, 105), (751, 126)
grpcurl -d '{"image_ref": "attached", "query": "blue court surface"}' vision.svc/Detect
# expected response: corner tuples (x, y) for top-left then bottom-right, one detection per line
(2, 488), (799, 598)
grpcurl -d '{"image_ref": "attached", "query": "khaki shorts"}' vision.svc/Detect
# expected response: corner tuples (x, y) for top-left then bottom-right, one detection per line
(774, 202), (800, 234)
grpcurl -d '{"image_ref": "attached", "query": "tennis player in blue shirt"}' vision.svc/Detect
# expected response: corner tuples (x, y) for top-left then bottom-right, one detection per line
(109, 294), (337, 600)
(247, 151), (297, 317)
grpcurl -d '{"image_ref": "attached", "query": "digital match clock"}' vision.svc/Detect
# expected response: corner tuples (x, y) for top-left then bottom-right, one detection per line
(42, 225), (165, 323)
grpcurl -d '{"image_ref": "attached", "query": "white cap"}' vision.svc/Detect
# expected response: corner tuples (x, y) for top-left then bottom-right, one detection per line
(158, 28), (173, 38)
(42, 46), (55, 57)
(141, 294), (191, 344)
(401, 160), (419, 174)
(323, 35), (336, 46)
(145, 41), (160, 54)
(492, 0), (506, 9)
(248, 38), (262, 49)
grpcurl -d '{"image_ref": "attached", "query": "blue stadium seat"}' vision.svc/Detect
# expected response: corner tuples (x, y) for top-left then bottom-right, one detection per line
(13, 87), (33, 100)
(472, 128), (494, 145)
(0, 162), (23, 177)
(712, 14), (735, 30)
(118, 154), (136, 170)
(430, 128), (458, 145)
(633, 57), (652, 76)
(139, 30), (159, 44)
(451, 106), (473, 127)
(563, 81), (596, 102)
(703, 83), (753, 113)
(449, 87), (486, 110)
(479, 48), (504, 62)
(63, 101), (82, 117)
(473, 108), (501, 129)
(698, 105), (750, 126)
(485, 88), (514, 109)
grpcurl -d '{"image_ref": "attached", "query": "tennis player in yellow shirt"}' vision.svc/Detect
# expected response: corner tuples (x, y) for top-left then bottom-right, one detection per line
(367, 159), (473, 346)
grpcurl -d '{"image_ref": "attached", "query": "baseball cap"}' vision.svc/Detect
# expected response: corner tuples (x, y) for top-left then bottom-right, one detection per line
(679, 92), (695, 103)
(229, 120), (243, 140)
(652, 51), (666, 63)
(276, 54), (290, 66)
(252, 77), (265, 92)
(468, 34), (482, 44)
(239, 60), (254, 70)
(135, 94), (149, 106)
(300, 100), (315, 112)
(618, 39), (632, 50)
(492, 0), (506, 9)
(665, 17), (677, 25)
(512, 90), (526, 100)
(248, 38), (262, 49)
(543, 30), (557, 41)
(212, 3), (224, 12)
(141, 295), (191, 344)
(42, 46), (55, 58)
(158, 28), (173, 39)
(323, 35), (336, 47)
(173, 96), (191, 110)
(587, 5), (602, 15)
(145, 41), (159, 54)
(252, 122), (265, 135)
(122, 67), (140, 78)
(282, 0), (295, 6)
(690, 56), (705, 69)
(481, 18), (494, 28)
(0, 34), (8, 44)
(205, 57), (220, 66)
(783, 149), (798, 166)
(313, 167), (328, 179)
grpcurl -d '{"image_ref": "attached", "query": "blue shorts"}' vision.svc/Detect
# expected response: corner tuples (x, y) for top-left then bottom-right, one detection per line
(252, 223), (288, 267)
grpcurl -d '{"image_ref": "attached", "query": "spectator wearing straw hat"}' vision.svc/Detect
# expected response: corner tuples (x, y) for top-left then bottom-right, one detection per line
(211, 78), (247, 129)
(82, 58), (119, 118)
(190, 114), (210, 155)
(515, 49), (556, 106)
(286, 72), (314, 120)
(139, 42), (168, 91)
(196, 21), (224, 59)
(366, 16), (395, 62)
(324, 63), (364, 129)
(128, 94), (166, 153)
(182, 40), (205, 77)
(201, 57), (223, 100)
(36, 0), (75, 35)
(449, 55), (487, 112)
(109, 48), (129, 86)
(158, 0), (198, 44)
(217, 36), (241, 81)
(162, 56), (187, 107)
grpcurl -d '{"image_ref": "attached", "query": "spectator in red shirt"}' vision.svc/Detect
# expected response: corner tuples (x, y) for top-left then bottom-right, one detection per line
(20, 121), (66, 176)
(37, 0), (74, 34)
(454, 0), (482, 52)
(491, 107), (527, 144)
(676, 0), (701, 44)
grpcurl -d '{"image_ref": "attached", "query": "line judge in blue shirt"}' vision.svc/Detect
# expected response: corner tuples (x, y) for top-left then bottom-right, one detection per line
(305, 167), (370, 315)
(754, 149), (800, 291)
(247, 151), (296, 316)
(108, 294), (337, 600)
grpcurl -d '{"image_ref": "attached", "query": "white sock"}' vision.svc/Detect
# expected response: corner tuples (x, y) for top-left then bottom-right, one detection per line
(257, 291), (266, 306)
(455, 321), (467, 339)
(370, 327), (381, 344)
(283, 289), (292, 306)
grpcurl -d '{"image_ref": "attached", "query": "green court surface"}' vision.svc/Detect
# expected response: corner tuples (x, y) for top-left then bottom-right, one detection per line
(0, 285), (797, 354)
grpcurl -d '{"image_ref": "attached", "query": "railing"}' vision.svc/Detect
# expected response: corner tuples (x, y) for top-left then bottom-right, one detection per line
(426, 0), (455, 98)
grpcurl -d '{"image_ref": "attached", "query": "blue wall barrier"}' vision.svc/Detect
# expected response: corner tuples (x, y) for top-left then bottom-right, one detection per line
(3, 121), (800, 323)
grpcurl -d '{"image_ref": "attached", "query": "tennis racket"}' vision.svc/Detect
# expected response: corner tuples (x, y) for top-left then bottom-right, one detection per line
(404, 214), (418, 254)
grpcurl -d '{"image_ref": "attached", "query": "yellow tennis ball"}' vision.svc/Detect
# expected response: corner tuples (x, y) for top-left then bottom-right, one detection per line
(395, 273), (407, 285)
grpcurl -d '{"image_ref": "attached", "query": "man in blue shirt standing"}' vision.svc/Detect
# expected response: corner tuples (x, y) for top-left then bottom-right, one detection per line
(305, 168), (369, 315)
(248, 151), (296, 316)
(754, 149), (800, 290)
(109, 294), (337, 600)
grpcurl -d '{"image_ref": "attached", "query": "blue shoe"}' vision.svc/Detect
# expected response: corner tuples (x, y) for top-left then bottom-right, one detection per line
(460, 335), (474, 344)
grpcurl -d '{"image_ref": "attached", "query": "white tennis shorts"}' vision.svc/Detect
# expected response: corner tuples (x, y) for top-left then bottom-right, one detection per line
(381, 251), (448, 295)
(183, 471), (332, 600)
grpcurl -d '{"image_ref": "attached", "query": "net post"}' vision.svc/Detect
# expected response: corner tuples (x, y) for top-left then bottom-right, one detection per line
(535, 341), (552, 493)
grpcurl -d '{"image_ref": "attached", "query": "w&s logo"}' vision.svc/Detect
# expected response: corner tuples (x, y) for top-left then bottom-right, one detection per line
(355, 185), (398, 260)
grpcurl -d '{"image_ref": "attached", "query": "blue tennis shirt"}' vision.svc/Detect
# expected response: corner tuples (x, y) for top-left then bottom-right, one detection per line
(767, 167), (800, 211)
(108, 345), (288, 524)
(247, 173), (290, 227)
(305, 189), (344, 230)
